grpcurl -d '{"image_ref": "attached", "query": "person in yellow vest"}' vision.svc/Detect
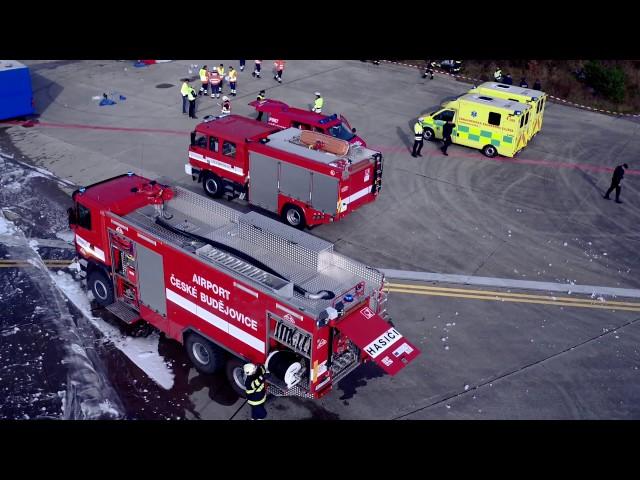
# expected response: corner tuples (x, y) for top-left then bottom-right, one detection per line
(180, 79), (191, 115)
(256, 89), (266, 121)
(216, 64), (225, 93)
(412, 120), (424, 157)
(187, 85), (197, 119)
(311, 92), (323, 113)
(228, 66), (238, 96)
(198, 65), (209, 96)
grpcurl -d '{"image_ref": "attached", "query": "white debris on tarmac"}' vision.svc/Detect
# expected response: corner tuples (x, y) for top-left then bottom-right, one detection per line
(49, 270), (175, 390)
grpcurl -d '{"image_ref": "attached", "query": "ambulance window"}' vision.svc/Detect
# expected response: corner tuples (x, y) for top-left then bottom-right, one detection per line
(77, 203), (92, 230)
(525, 112), (530, 125)
(488, 112), (501, 126)
(434, 110), (455, 121)
(209, 136), (219, 152)
(223, 140), (236, 158)
(520, 116), (525, 128)
(193, 133), (207, 148)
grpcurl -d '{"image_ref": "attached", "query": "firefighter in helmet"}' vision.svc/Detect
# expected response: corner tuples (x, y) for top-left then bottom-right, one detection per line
(221, 96), (231, 115)
(244, 363), (268, 420)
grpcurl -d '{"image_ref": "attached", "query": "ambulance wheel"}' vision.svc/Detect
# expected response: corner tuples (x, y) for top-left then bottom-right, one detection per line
(482, 145), (498, 157)
(423, 127), (435, 141)
(88, 270), (114, 307)
(282, 204), (306, 229)
(185, 333), (225, 375)
(225, 357), (248, 398)
(202, 173), (223, 198)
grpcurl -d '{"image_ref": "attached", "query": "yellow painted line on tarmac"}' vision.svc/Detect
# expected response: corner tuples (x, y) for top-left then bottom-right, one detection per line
(385, 285), (640, 312)
(0, 259), (72, 268)
(386, 282), (640, 308)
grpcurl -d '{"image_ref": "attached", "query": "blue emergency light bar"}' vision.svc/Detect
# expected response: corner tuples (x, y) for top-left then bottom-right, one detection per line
(318, 114), (338, 125)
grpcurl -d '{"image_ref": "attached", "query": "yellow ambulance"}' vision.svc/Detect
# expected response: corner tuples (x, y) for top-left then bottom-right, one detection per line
(419, 93), (532, 158)
(469, 82), (547, 141)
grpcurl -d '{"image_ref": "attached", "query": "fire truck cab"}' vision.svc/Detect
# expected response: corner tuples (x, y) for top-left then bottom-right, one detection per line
(186, 115), (383, 229)
(68, 173), (419, 399)
(248, 99), (367, 147)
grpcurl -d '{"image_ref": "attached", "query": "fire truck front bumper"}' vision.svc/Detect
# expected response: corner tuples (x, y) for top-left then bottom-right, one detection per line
(185, 163), (201, 181)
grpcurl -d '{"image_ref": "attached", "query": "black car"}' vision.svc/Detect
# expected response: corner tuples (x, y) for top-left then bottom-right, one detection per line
(431, 60), (463, 73)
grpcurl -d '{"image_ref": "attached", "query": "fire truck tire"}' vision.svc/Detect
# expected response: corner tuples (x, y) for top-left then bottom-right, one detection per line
(423, 127), (435, 141)
(282, 204), (306, 229)
(88, 270), (114, 306)
(185, 334), (225, 374)
(202, 173), (223, 198)
(482, 145), (498, 158)
(225, 357), (248, 398)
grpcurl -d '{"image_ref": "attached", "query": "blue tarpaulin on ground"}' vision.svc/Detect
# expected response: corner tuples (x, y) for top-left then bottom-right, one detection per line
(99, 98), (116, 106)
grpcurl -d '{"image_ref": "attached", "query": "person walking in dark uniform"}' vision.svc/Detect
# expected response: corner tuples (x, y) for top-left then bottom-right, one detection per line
(604, 163), (628, 203)
(441, 119), (456, 156)
(520, 77), (528, 88)
(256, 90), (266, 121)
(244, 363), (267, 420)
(503, 73), (513, 85)
(412, 120), (424, 157)
(533, 79), (542, 90)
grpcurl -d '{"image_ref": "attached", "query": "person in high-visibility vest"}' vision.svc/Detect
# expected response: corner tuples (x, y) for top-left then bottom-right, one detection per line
(243, 363), (267, 420)
(252, 59), (262, 78)
(256, 89), (266, 121)
(273, 60), (285, 83)
(198, 65), (209, 96)
(412, 120), (424, 157)
(221, 95), (231, 115)
(216, 64), (225, 93)
(494, 67), (502, 82)
(208, 69), (221, 99)
(180, 79), (191, 115)
(228, 66), (238, 96)
(311, 92), (323, 113)
(187, 86), (197, 119)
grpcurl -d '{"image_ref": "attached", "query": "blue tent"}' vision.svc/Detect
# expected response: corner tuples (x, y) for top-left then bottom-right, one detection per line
(0, 60), (34, 120)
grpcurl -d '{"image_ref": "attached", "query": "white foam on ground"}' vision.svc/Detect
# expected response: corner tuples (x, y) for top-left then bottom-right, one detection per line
(49, 270), (175, 390)
(0, 214), (18, 236)
(55, 230), (75, 243)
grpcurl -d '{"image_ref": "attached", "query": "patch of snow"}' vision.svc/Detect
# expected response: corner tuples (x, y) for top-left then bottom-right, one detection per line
(49, 270), (175, 390)
(0, 214), (18, 235)
(55, 230), (75, 243)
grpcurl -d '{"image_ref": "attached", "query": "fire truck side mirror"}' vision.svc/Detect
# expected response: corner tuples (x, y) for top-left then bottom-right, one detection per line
(190, 131), (196, 146)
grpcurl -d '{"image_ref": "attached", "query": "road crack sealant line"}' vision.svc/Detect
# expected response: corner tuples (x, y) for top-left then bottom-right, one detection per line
(381, 60), (640, 118)
(393, 314), (640, 419)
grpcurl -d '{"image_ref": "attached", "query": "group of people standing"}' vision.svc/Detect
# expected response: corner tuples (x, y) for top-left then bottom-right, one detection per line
(180, 60), (287, 119)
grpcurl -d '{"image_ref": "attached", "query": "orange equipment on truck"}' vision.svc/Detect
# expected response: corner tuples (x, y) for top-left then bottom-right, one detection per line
(68, 173), (419, 399)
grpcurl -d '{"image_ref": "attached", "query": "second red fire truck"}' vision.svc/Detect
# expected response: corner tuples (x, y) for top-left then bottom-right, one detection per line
(185, 115), (383, 229)
(68, 173), (419, 399)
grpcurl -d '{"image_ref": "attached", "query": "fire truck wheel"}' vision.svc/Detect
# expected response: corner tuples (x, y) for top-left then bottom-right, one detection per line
(185, 334), (225, 374)
(88, 270), (114, 306)
(202, 173), (223, 198)
(282, 204), (306, 229)
(423, 128), (435, 141)
(225, 357), (248, 398)
(482, 145), (498, 158)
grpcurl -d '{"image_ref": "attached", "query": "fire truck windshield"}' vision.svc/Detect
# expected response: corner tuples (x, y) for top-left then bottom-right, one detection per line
(328, 122), (355, 141)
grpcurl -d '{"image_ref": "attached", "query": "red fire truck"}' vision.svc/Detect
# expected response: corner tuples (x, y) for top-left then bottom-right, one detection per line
(185, 115), (383, 229)
(248, 99), (367, 147)
(67, 173), (419, 399)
